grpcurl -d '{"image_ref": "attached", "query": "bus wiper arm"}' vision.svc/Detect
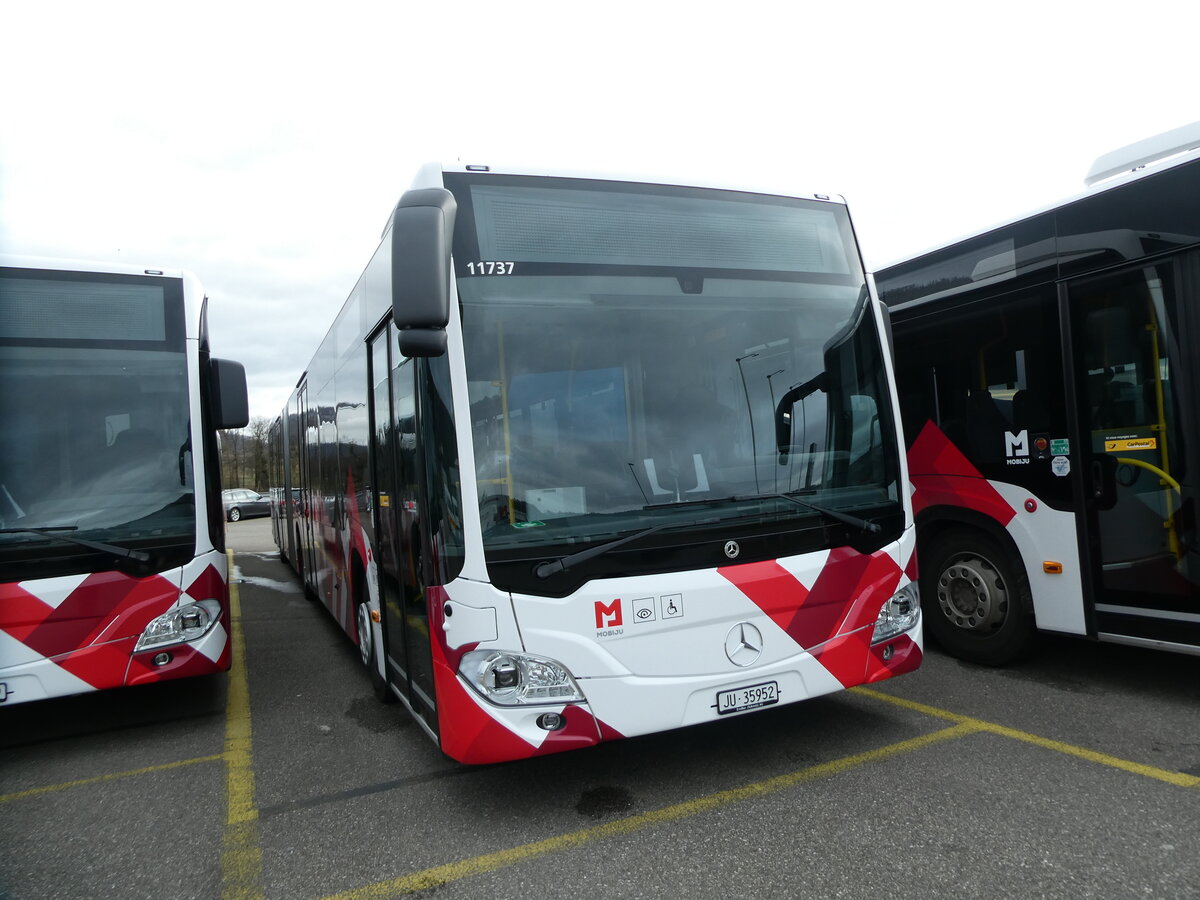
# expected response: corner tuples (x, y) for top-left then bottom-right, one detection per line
(534, 523), (671, 579)
(0, 526), (152, 562)
(647, 492), (880, 535)
(535, 517), (719, 579)
(533, 492), (878, 579)
(772, 492), (880, 534)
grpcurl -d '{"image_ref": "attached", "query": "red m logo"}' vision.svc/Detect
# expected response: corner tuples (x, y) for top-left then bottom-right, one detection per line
(594, 599), (622, 629)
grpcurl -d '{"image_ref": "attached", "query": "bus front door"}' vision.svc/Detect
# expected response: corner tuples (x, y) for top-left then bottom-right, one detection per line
(369, 328), (439, 735)
(1067, 257), (1199, 647)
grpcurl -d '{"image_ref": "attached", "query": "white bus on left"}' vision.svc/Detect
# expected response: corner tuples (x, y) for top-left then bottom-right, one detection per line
(0, 256), (248, 705)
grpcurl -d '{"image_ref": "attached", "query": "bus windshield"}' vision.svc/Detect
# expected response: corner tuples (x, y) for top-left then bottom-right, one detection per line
(0, 271), (196, 577)
(449, 175), (901, 561)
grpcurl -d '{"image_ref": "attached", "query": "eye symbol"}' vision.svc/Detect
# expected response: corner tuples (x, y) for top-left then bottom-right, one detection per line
(636, 608), (653, 619)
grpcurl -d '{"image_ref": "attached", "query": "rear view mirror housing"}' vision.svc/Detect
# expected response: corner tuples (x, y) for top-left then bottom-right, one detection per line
(398, 328), (448, 357)
(210, 358), (249, 430)
(391, 188), (457, 357)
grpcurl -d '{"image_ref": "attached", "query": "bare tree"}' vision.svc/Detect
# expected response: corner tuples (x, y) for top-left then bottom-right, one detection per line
(249, 416), (272, 492)
(218, 428), (244, 489)
(219, 417), (274, 492)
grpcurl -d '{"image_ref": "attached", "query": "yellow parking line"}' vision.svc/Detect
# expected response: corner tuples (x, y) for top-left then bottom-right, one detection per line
(0, 754), (223, 804)
(221, 552), (265, 900)
(320, 722), (978, 900)
(854, 687), (1200, 789)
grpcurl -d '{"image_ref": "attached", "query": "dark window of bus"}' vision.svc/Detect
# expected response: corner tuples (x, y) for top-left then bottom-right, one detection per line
(0, 270), (195, 577)
(878, 213), (1055, 309)
(336, 348), (373, 551)
(894, 286), (1070, 506)
(1057, 161), (1200, 279)
(420, 354), (465, 584)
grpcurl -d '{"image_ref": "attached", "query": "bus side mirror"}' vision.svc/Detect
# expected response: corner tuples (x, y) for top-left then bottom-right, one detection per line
(211, 358), (250, 430)
(391, 187), (457, 358)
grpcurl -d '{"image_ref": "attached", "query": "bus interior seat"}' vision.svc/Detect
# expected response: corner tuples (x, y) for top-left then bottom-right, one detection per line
(965, 388), (1012, 462)
(113, 427), (157, 455)
(1011, 389), (1048, 430)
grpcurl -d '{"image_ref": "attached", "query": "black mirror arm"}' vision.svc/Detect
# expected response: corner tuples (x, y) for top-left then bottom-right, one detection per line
(774, 373), (826, 462)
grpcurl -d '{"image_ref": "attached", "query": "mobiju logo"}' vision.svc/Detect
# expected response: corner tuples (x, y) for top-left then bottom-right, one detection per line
(594, 599), (622, 629)
(1005, 429), (1031, 466)
(1005, 430), (1029, 458)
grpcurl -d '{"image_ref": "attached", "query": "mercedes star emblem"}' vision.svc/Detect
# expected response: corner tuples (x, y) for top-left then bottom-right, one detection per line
(724, 622), (763, 667)
(723, 540), (740, 559)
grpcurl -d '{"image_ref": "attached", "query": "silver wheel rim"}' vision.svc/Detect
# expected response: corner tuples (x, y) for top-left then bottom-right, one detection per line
(356, 603), (372, 668)
(936, 553), (1009, 632)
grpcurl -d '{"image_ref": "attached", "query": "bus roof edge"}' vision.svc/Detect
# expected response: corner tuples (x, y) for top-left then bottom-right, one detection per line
(1085, 121), (1200, 188)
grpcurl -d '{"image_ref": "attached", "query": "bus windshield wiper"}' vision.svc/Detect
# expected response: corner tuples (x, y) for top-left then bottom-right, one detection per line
(0, 526), (152, 562)
(646, 492), (880, 534)
(534, 517), (719, 579)
(642, 495), (742, 511)
(772, 491), (880, 534)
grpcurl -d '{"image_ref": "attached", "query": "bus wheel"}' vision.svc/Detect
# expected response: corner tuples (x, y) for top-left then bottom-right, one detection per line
(921, 530), (1035, 666)
(355, 599), (394, 704)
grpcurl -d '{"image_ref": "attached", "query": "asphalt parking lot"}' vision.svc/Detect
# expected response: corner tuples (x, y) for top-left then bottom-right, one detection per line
(2, 517), (1198, 899)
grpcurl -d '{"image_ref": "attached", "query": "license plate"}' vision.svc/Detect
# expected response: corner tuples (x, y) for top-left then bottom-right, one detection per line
(715, 680), (778, 715)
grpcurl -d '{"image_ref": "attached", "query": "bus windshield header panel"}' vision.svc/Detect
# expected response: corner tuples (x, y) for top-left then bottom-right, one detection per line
(0, 273), (181, 346)
(446, 175), (900, 595)
(452, 175), (862, 281)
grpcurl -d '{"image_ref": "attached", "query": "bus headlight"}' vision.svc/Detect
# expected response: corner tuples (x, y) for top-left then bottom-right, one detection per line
(872, 583), (920, 644)
(135, 599), (223, 652)
(459, 650), (585, 706)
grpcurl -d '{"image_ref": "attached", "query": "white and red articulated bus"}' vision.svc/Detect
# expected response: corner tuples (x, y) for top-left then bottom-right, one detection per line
(271, 165), (921, 764)
(875, 123), (1200, 664)
(0, 257), (249, 705)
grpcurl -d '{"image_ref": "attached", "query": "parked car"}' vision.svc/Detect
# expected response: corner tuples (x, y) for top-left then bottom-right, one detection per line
(222, 488), (271, 522)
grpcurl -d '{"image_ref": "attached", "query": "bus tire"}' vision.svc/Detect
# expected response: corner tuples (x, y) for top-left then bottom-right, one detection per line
(920, 529), (1035, 666)
(355, 597), (394, 704)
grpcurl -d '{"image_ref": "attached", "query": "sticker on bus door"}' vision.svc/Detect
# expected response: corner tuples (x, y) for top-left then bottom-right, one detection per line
(1104, 437), (1157, 452)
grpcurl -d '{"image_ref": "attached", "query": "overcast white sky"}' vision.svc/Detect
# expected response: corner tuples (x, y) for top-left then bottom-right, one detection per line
(2, 1), (1197, 423)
